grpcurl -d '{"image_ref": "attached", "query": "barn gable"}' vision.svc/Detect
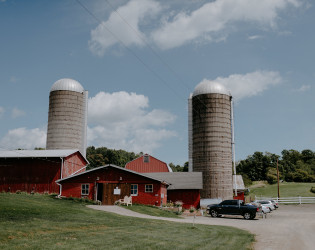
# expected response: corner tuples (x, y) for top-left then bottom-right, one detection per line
(125, 154), (172, 173)
(56, 164), (169, 206)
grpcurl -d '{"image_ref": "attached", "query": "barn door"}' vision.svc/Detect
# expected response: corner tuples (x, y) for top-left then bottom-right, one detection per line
(102, 183), (131, 205)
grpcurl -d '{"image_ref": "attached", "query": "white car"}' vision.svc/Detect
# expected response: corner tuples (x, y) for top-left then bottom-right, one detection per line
(270, 199), (279, 209)
(249, 202), (271, 214)
(255, 200), (276, 211)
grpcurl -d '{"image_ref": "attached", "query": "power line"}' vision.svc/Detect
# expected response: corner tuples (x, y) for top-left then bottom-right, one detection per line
(75, 0), (211, 115)
(76, 0), (186, 104)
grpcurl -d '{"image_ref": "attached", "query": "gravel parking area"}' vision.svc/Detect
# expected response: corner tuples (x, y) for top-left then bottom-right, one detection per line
(88, 204), (315, 250)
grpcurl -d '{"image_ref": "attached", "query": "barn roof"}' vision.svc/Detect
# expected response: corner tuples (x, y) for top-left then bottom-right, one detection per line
(0, 149), (85, 159)
(145, 172), (203, 190)
(125, 154), (172, 173)
(56, 164), (170, 185)
(233, 175), (245, 190)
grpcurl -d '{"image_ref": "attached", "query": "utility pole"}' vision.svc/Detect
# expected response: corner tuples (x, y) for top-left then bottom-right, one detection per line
(277, 158), (280, 198)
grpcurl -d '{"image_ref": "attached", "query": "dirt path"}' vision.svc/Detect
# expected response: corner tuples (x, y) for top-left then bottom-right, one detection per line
(87, 204), (315, 250)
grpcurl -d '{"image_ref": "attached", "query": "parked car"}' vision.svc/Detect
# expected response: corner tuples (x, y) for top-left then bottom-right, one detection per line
(249, 202), (271, 214)
(207, 199), (259, 220)
(270, 199), (279, 209)
(255, 200), (276, 211)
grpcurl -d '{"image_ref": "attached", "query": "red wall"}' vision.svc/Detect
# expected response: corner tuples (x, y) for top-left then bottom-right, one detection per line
(0, 152), (87, 194)
(59, 166), (167, 206)
(125, 155), (170, 173)
(62, 153), (86, 178)
(167, 189), (200, 209)
(132, 183), (167, 206)
(0, 158), (61, 193)
(233, 191), (245, 201)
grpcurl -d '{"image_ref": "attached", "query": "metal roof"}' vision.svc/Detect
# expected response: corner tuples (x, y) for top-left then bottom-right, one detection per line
(56, 164), (170, 185)
(51, 78), (84, 93)
(233, 175), (245, 190)
(193, 80), (230, 96)
(0, 149), (82, 158)
(145, 172), (203, 190)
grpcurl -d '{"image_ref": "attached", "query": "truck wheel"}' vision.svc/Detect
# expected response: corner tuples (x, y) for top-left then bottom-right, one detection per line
(210, 210), (218, 218)
(243, 212), (252, 220)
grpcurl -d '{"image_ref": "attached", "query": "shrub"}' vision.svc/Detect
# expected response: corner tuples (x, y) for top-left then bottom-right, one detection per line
(174, 201), (183, 207)
(311, 187), (315, 194)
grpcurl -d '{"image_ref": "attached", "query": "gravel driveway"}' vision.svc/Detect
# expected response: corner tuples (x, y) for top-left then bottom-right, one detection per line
(88, 204), (315, 250)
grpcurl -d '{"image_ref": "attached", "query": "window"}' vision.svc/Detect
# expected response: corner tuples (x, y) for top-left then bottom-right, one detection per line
(145, 184), (153, 193)
(131, 184), (138, 196)
(81, 184), (89, 195)
(143, 155), (149, 163)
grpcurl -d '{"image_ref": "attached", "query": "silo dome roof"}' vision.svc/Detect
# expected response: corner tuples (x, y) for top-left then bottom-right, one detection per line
(193, 80), (230, 96)
(51, 78), (84, 93)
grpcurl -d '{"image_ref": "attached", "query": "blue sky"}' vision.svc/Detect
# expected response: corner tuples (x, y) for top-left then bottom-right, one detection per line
(0, 0), (314, 165)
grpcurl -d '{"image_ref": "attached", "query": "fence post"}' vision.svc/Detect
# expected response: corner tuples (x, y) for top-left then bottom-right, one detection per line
(299, 196), (301, 204)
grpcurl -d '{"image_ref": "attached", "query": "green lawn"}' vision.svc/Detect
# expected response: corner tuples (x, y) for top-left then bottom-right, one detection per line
(0, 193), (254, 250)
(122, 204), (181, 218)
(248, 182), (315, 199)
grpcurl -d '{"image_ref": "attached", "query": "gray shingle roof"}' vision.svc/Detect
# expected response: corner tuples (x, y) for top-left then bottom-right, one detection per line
(145, 172), (203, 190)
(0, 149), (81, 158)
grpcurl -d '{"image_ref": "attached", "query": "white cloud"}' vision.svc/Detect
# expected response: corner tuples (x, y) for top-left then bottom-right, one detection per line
(0, 107), (4, 118)
(248, 35), (263, 40)
(87, 91), (176, 153)
(0, 127), (46, 150)
(88, 0), (302, 53)
(9, 76), (18, 83)
(201, 70), (282, 101)
(294, 84), (311, 92)
(89, 0), (162, 56)
(11, 108), (26, 118)
(152, 0), (301, 49)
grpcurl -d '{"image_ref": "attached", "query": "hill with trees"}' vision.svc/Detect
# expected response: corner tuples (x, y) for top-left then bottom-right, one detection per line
(236, 149), (315, 186)
(86, 146), (139, 169)
(86, 146), (314, 185)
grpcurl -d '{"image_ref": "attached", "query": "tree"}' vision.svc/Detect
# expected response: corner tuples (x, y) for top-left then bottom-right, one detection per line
(86, 146), (139, 169)
(237, 149), (315, 183)
(169, 162), (188, 172)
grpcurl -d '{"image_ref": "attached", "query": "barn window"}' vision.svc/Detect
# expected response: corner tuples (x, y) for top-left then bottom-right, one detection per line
(145, 184), (153, 193)
(143, 155), (149, 163)
(131, 184), (138, 196)
(81, 184), (89, 195)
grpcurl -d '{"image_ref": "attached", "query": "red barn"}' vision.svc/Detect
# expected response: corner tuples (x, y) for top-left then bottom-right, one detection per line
(0, 149), (87, 194)
(56, 164), (168, 206)
(233, 175), (246, 201)
(125, 154), (172, 173)
(146, 172), (203, 209)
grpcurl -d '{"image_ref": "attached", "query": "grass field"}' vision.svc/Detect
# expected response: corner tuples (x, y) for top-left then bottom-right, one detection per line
(122, 204), (181, 218)
(248, 182), (315, 199)
(0, 193), (254, 250)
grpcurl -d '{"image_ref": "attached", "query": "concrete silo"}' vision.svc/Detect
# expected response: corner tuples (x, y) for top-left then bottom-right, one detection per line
(46, 78), (88, 157)
(189, 80), (233, 200)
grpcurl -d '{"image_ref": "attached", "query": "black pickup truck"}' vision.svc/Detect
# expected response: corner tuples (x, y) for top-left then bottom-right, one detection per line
(207, 200), (259, 220)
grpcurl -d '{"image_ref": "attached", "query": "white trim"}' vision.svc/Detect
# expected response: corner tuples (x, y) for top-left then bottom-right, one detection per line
(56, 164), (169, 185)
(70, 165), (87, 176)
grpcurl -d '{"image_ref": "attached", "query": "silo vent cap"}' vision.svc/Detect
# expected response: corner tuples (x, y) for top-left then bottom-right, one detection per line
(193, 80), (230, 96)
(51, 78), (84, 93)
